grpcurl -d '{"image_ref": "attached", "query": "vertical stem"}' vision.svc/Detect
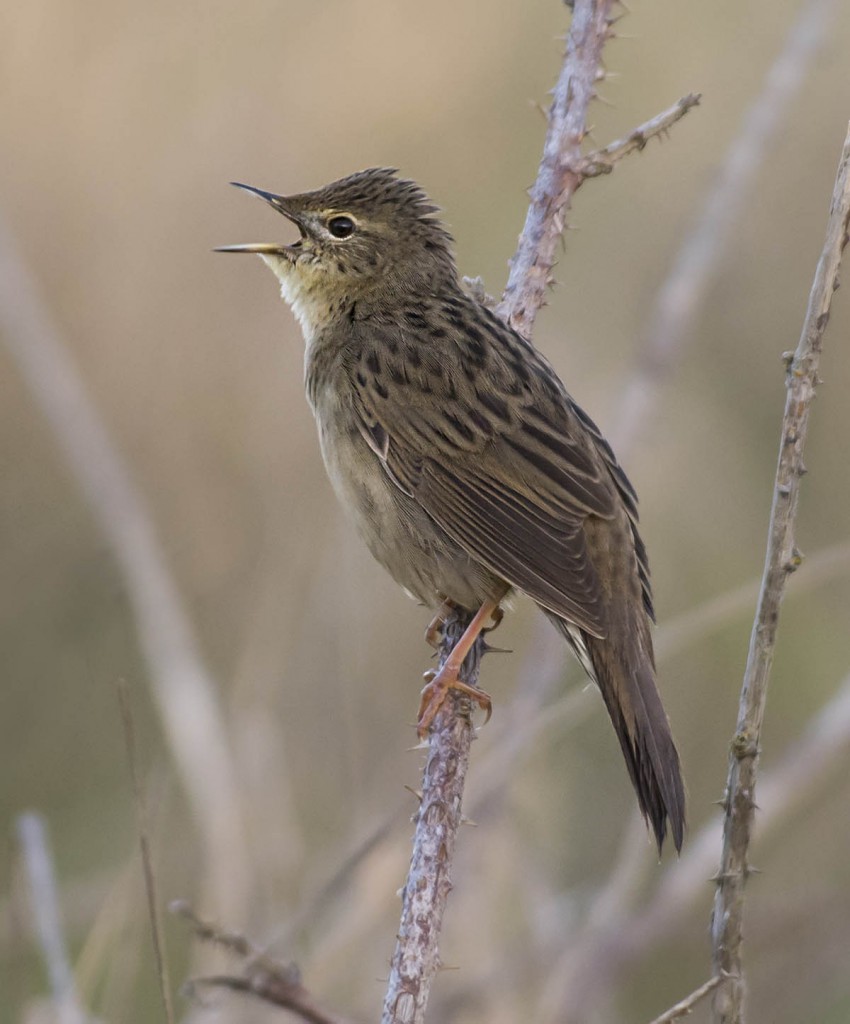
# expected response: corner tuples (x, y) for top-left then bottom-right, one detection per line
(710, 124), (850, 1023)
(0, 218), (251, 918)
(498, 0), (618, 336)
(381, 614), (482, 1024)
(17, 813), (89, 1024)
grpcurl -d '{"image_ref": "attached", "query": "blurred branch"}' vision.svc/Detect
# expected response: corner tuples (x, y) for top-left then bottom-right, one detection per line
(536, 659), (850, 1019)
(16, 812), (90, 1024)
(646, 974), (726, 1024)
(538, 811), (649, 1020)
(711, 121), (850, 1024)
(656, 539), (850, 663)
(633, 664), (850, 955)
(0, 216), (250, 917)
(173, 902), (355, 1024)
(612, 0), (837, 456)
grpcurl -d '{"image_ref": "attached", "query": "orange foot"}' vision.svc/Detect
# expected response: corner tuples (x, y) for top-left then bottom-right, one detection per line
(417, 667), (492, 738)
(416, 595), (502, 738)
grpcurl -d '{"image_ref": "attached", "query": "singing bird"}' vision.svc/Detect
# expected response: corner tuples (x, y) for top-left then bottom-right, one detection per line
(219, 168), (685, 852)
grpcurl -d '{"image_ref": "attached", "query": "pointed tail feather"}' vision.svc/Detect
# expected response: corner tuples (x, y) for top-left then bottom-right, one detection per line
(550, 614), (686, 853)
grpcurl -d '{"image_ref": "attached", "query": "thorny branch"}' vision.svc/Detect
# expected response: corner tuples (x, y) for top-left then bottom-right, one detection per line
(582, 93), (701, 177)
(382, 613), (482, 1024)
(540, 114), (850, 1024)
(497, 6), (697, 340)
(577, 664), (850, 1009)
(498, 0), (619, 337)
(711, 123), (850, 1024)
(382, 2), (699, 1022)
(529, 3), (839, 1017)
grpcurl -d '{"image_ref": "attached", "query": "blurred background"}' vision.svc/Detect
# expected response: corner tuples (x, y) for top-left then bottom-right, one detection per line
(2, 1), (850, 1021)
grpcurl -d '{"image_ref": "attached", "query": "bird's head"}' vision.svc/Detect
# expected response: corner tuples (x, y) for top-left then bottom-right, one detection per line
(218, 168), (457, 335)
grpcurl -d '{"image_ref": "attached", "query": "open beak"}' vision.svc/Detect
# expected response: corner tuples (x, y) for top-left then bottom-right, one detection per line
(215, 182), (303, 255)
(215, 242), (289, 254)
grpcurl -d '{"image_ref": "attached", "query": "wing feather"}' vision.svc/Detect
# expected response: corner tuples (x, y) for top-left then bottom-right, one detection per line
(345, 313), (641, 638)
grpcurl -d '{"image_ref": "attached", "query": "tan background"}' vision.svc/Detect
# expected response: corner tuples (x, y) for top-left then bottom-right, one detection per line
(2, 1), (850, 1021)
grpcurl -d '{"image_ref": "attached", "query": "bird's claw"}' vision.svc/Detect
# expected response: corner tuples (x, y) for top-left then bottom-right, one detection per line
(417, 667), (493, 738)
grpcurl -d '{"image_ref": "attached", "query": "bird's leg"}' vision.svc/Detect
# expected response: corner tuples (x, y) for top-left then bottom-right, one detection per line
(417, 598), (501, 737)
(424, 597), (456, 649)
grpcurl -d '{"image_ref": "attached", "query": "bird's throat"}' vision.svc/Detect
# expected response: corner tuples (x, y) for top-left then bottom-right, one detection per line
(260, 254), (336, 346)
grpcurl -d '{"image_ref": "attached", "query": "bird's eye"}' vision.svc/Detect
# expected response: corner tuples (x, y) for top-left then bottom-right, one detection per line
(328, 215), (355, 239)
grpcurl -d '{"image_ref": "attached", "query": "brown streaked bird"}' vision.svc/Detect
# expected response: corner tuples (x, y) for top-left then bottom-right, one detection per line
(218, 168), (685, 852)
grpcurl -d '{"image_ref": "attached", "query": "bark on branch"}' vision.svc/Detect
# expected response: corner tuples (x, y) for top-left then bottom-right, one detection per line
(710, 122), (850, 1024)
(381, 613), (481, 1024)
(498, 0), (619, 337)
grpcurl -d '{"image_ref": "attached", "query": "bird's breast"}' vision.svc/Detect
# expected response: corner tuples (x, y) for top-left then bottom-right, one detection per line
(307, 375), (504, 611)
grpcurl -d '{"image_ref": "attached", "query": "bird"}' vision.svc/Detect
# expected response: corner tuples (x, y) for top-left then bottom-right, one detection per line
(218, 167), (685, 852)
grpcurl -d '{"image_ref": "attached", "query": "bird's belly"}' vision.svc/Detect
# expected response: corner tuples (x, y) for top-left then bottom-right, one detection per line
(316, 416), (502, 611)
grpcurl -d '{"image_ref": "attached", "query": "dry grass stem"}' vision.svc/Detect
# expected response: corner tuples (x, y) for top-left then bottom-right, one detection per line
(710, 121), (850, 1022)
(0, 217), (250, 918)
(16, 812), (89, 1024)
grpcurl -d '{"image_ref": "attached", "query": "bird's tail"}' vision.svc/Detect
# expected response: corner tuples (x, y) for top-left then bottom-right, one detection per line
(550, 614), (686, 853)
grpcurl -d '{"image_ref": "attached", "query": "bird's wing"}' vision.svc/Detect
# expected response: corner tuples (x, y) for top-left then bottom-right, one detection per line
(348, 311), (631, 637)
